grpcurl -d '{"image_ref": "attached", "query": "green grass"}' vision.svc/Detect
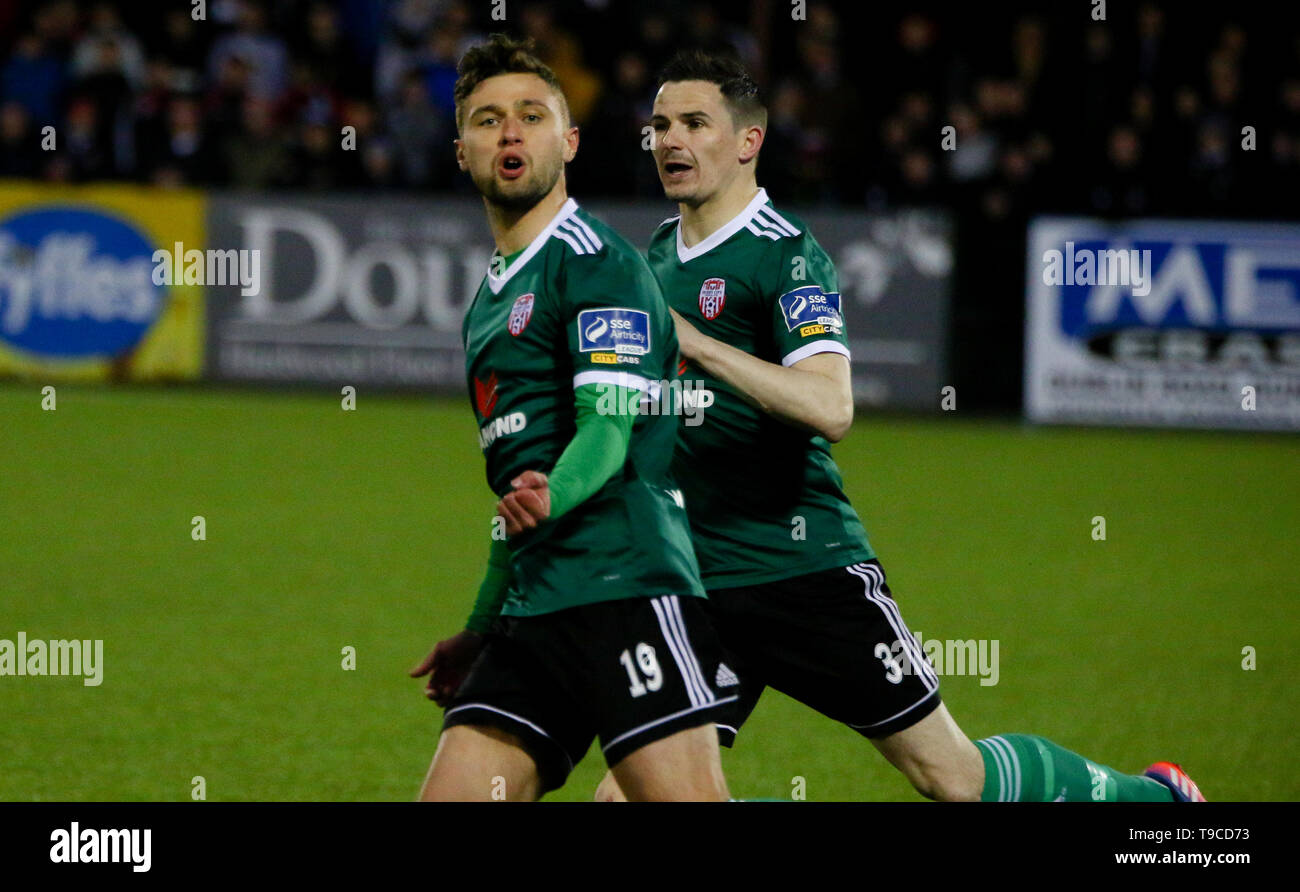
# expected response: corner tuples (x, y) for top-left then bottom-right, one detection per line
(0, 384), (1295, 801)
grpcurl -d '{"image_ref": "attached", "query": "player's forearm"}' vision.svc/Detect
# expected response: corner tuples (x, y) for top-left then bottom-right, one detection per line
(547, 383), (636, 518)
(689, 334), (853, 442)
(465, 535), (511, 634)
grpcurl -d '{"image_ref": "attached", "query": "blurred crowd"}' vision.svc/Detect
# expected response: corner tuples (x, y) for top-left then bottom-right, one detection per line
(0, 0), (1294, 220)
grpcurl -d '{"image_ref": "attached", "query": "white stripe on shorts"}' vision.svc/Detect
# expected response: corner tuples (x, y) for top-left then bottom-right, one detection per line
(666, 595), (714, 704)
(847, 563), (939, 689)
(650, 596), (711, 707)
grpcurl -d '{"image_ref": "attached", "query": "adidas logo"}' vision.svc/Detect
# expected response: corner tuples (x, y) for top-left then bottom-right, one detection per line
(715, 663), (739, 687)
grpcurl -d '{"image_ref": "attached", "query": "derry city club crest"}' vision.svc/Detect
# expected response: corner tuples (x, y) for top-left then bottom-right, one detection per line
(508, 293), (535, 336)
(698, 278), (725, 320)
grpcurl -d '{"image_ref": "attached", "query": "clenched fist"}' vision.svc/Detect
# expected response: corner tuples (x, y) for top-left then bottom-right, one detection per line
(497, 469), (551, 537)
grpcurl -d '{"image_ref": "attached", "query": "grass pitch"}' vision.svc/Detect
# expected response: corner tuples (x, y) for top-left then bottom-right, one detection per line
(1, 384), (1295, 801)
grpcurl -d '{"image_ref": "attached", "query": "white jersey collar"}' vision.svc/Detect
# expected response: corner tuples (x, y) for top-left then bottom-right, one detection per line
(487, 197), (579, 294)
(675, 187), (769, 264)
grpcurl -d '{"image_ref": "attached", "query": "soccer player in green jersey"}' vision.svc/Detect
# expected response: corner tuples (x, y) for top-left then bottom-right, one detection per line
(409, 36), (736, 801)
(596, 51), (1204, 803)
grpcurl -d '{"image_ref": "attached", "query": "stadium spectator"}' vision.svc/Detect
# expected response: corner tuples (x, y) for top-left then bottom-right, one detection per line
(208, 1), (289, 102)
(0, 0), (1288, 418)
(70, 3), (144, 91)
(155, 7), (210, 93)
(518, 2), (601, 124)
(141, 94), (218, 186)
(569, 49), (656, 197)
(290, 113), (346, 190)
(295, 1), (367, 99)
(1084, 125), (1145, 216)
(0, 0), (1280, 222)
(68, 37), (134, 176)
(788, 4), (862, 203)
(631, 11), (675, 78)
(757, 79), (811, 202)
(57, 96), (111, 181)
(419, 23), (463, 122)
(0, 100), (41, 177)
(945, 103), (998, 183)
(222, 96), (291, 189)
(30, 0), (80, 61)
(1, 32), (63, 125)
(386, 69), (447, 188)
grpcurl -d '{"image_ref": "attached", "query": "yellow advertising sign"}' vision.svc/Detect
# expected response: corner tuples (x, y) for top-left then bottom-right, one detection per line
(0, 184), (204, 381)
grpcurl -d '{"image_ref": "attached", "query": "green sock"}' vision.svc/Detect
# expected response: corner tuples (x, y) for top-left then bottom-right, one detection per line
(975, 734), (1174, 802)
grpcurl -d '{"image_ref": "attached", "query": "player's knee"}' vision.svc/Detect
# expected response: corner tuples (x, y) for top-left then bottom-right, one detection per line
(899, 748), (977, 806)
(611, 754), (729, 801)
(615, 765), (728, 802)
(904, 759), (981, 802)
(918, 775), (978, 802)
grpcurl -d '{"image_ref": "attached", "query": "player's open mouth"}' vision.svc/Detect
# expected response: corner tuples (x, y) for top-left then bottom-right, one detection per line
(663, 161), (693, 180)
(498, 154), (527, 179)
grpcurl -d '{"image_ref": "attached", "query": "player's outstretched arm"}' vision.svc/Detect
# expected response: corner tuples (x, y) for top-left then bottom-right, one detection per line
(672, 309), (854, 442)
(496, 382), (638, 537)
(426, 382), (636, 700)
(408, 532), (509, 703)
(409, 629), (486, 705)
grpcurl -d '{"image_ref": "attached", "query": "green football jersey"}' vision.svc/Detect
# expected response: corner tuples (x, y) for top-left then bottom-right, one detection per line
(462, 198), (704, 616)
(646, 187), (874, 589)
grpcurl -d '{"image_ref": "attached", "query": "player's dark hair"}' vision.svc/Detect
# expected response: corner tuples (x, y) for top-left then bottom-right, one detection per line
(453, 33), (569, 133)
(657, 50), (767, 131)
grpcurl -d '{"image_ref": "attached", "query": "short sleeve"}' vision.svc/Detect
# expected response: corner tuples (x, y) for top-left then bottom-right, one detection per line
(767, 232), (852, 368)
(564, 249), (668, 400)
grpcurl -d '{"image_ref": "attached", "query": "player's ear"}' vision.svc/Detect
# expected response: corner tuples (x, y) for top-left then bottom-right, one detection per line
(455, 138), (467, 171)
(739, 125), (764, 164)
(563, 125), (579, 163)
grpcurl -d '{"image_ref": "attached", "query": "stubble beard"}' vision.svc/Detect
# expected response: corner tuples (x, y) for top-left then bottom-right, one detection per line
(659, 164), (710, 209)
(474, 154), (564, 213)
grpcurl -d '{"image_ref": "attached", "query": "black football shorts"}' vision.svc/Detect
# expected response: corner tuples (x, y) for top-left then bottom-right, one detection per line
(442, 593), (738, 793)
(706, 559), (942, 745)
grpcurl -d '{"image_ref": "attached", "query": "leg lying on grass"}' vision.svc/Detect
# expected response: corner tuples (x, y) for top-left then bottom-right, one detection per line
(596, 704), (1193, 802)
(872, 705), (1184, 802)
